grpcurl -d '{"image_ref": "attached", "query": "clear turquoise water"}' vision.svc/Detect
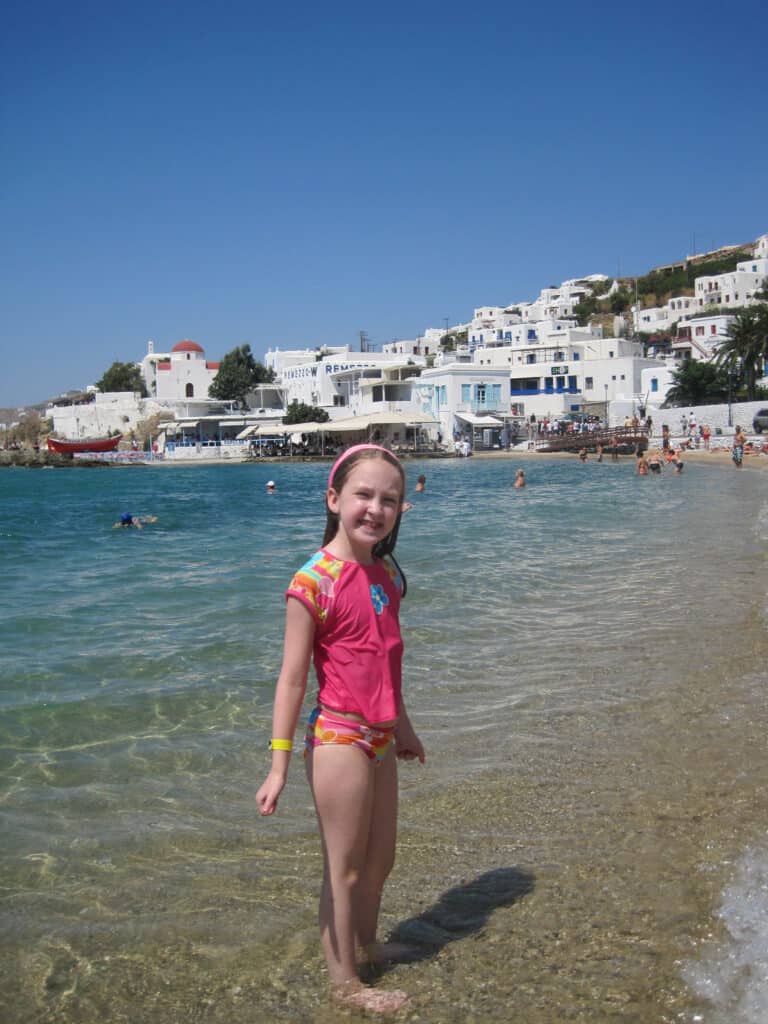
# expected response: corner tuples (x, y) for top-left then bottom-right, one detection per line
(2, 456), (767, 1021)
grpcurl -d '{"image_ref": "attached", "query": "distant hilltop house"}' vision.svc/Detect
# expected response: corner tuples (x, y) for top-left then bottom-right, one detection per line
(630, 233), (768, 406)
(693, 247), (768, 312)
(632, 233), (768, 338)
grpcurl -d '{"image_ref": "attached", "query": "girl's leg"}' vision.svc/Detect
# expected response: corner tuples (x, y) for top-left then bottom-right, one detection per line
(306, 745), (375, 985)
(355, 745), (398, 952)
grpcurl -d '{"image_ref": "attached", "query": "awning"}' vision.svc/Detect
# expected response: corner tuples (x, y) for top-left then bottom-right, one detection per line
(236, 423), (286, 439)
(455, 412), (503, 427)
(236, 424), (257, 439)
(237, 412), (440, 439)
(253, 424), (289, 437)
(284, 422), (328, 435)
(173, 420), (199, 429)
(325, 412), (439, 431)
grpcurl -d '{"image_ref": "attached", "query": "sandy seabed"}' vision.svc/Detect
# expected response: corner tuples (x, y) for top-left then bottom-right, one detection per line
(14, 630), (767, 1024)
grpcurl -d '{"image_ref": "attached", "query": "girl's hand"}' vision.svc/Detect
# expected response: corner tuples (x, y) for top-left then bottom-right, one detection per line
(256, 772), (287, 816)
(395, 721), (425, 764)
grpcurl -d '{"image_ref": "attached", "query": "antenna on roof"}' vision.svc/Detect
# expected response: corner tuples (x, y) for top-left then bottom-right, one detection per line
(359, 330), (369, 352)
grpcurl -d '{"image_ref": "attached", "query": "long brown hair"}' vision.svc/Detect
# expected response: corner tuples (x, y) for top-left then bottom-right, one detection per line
(323, 447), (407, 595)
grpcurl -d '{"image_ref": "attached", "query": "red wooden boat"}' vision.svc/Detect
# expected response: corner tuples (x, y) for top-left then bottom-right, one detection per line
(47, 434), (123, 454)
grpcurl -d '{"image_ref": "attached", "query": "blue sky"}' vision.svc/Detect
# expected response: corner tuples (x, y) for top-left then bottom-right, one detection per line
(3, 0), (767, 408)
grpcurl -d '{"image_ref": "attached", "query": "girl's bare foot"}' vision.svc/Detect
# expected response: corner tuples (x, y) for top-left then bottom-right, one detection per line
(332, 978), (410, 1014)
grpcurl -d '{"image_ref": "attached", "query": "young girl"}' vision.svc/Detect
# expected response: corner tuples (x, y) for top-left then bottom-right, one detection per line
(256, 444), (425, 1014)
(513, 468), (526, 488)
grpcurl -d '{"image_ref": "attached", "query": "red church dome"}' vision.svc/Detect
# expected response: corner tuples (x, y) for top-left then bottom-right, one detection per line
(172, 339), (204, 354)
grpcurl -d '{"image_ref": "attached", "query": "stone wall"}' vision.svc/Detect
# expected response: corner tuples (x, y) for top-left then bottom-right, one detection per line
(609, 399), (767, 440)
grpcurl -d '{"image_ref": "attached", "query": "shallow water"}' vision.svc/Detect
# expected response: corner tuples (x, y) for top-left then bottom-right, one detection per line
(1, 456), (767, 1022)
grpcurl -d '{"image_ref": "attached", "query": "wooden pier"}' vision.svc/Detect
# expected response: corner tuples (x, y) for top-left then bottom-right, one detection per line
(535, 425), (649, 455)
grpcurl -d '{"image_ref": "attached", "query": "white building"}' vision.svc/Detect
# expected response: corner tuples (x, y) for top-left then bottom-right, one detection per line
(673, 314), (734, 362)
(466, 306), (522, 347)
(469, 315), (595, 352)
(45, 391), (182, 440)
(694, 258), (768, 311)
(639, 364), (677, 408)
(419, 363), (512, 447)
(141, 339), (220, 401)
(382, 330), (443, 358)
(633, 294), (698, 335)
(692, 234), (768, 312)
(464, 332), (664, 422)
(513, 276), (607, 323)
(266, 345), (428, 422)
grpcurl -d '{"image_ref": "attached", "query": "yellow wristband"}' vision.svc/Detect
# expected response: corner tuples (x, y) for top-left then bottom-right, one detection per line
(269, 738), (293, 752)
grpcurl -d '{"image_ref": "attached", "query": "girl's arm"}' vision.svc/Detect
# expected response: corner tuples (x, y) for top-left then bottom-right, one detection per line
(256, 598), (315, 816)
(394, 700), (425, 764)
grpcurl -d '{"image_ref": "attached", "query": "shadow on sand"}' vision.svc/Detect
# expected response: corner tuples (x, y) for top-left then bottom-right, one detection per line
(373, 866), (535, 974)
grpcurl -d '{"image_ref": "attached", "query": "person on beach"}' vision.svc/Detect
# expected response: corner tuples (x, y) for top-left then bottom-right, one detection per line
(596, 442), (603, 463)
(636, 452), (649, 476)
(578, 448), (588, 462)
(255, 444), (425, 1015)
(513, 468), (526, 488)
(732, 426), (746, 468)
(647, 450), (662, 474)
(266, 480), (277, 493)
(414, 474), (426, 492)
(701, 423), (711, 450)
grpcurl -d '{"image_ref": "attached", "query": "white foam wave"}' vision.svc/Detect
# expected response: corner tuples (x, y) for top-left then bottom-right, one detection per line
(682, 841), (768, 1023)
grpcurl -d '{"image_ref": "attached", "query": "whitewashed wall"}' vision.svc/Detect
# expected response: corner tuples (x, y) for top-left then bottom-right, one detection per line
(617, 399), (768, 439)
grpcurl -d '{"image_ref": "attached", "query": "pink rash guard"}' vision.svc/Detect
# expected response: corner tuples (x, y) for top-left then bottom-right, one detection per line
(286, 549), (404, 724)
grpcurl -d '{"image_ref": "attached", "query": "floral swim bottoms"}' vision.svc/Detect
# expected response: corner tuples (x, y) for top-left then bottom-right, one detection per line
(304, 706), (395, 765)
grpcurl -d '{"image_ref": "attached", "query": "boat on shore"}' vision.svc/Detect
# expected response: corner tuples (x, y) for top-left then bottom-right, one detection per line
(47, 434), (123, 454)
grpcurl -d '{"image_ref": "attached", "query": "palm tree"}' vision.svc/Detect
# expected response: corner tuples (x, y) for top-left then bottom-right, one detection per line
(664, 360), (730, 407)
(715, 308), (767, 401)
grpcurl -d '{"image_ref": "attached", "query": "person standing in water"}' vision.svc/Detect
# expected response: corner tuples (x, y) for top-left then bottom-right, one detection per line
(732, 426), (746, 468)
(256, 444), (424, 1014)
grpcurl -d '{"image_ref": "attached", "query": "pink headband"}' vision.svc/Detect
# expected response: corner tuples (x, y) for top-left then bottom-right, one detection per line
(327, 444), (400, 489)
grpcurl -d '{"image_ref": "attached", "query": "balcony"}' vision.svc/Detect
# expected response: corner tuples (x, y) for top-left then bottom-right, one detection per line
(456, 402), (503, 414)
